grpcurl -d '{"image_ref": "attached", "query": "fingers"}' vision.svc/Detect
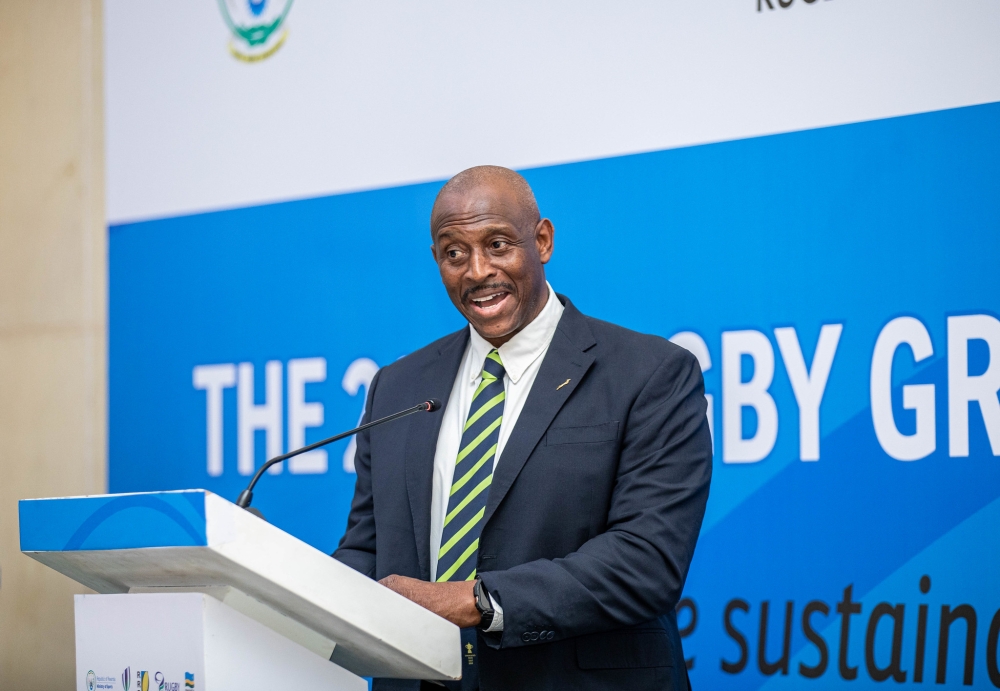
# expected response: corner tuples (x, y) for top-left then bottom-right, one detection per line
(380, 574), (421, 600)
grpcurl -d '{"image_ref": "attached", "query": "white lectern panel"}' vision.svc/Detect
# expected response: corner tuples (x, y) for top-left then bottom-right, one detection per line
(21, 490), (460, 681)
(75, 593), (366, 691)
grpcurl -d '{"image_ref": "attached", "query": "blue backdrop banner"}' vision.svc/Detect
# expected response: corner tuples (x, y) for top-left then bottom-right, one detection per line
(110, 102), (1000, 688)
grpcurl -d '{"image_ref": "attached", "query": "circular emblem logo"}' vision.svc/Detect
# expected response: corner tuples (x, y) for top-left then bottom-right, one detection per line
(86, 670), (97, 691)
(217, 0), (294, 62)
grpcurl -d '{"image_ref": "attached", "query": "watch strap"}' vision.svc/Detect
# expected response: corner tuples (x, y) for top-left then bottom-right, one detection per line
(473, 576), (495, 629)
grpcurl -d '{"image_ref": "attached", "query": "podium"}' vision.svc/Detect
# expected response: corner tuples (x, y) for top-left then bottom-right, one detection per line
(19, 490), (461, 690)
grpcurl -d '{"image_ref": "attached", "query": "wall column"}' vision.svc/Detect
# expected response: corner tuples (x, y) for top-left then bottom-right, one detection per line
(0, 1), (106, 687)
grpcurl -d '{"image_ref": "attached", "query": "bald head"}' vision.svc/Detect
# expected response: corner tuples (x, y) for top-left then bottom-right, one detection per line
(429, 165), (554, 347)
(431, 166), (540, 237)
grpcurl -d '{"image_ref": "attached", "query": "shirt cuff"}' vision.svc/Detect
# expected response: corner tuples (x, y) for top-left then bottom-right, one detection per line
(485, 592), (504, 632)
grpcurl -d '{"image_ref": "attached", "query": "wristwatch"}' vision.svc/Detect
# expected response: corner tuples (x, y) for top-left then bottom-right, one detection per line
(473, 576), (495, 629)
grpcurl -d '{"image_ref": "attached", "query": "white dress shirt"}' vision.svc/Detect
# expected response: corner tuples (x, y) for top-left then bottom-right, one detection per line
(429, 282), (564, 630)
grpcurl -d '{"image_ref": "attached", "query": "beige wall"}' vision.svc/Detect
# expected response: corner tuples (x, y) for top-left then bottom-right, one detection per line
(0, 0), (106, 687)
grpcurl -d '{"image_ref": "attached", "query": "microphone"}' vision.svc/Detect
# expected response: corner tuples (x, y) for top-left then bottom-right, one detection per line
(235, 398), (441, 513)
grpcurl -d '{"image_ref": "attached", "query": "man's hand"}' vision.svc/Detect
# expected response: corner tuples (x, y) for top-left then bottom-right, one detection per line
(379, 574), (481, 628)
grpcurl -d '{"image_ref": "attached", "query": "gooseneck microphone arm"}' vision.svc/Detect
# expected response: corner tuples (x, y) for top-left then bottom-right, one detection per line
(235, 398), (441, 510)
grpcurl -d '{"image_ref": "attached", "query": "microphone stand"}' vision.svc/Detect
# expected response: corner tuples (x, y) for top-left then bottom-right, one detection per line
(235, 399), (440, 514)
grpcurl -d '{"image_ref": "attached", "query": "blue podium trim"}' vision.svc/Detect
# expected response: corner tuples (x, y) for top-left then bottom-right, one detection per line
(19, 491), (208, 552)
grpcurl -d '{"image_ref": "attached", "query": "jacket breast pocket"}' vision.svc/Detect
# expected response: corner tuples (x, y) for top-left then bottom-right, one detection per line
(545, 421), (619, 446)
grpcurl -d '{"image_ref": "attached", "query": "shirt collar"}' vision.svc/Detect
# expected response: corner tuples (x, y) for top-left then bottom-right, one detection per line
(467, 282), (564, 384)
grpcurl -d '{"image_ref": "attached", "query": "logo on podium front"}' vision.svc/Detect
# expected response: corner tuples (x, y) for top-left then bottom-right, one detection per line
(86, 670), (97, 691)
(121, 667), (130, 691)
(152, 671), (180, 691)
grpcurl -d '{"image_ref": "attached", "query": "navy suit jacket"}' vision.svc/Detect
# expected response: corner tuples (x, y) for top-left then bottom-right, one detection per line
(334, 296), (712, 691)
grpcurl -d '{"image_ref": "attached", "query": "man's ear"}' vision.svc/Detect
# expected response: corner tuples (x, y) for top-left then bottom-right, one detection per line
(536, 218), (555, 264)
(430, 242), (438, 262)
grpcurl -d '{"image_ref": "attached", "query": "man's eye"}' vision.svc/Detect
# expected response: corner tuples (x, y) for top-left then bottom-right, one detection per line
(492, 240), (507, 249)
(448, 249), (461, 258)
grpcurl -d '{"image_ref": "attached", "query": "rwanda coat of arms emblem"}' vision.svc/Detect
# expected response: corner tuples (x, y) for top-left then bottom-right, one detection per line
(217, 0), (294, 62)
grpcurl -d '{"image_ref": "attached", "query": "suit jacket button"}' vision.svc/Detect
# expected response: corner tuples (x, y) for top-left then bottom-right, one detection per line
(530, 632), (539, 641)
(521, 632), (531, 643)
(547, 631), (555, 640)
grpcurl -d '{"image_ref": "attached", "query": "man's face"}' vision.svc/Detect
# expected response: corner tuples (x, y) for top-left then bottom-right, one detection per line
(431, 183), (554, 346)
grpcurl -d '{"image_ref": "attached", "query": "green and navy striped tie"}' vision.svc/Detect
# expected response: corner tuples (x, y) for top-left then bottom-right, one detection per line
(436, 349), (506, 582)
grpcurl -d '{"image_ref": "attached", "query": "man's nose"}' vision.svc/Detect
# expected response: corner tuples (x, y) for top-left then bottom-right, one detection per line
(466, 248), (495, 283)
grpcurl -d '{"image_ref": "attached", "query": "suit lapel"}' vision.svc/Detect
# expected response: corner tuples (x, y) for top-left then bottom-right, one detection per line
(484, 298), (596, 527)
(404, 329), (468, 580)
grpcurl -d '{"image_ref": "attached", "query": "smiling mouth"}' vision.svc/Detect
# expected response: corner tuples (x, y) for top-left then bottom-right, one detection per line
(468, 291), (511, 314)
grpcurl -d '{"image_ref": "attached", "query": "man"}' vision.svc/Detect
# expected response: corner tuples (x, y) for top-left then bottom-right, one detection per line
(334, 166), (711, 690)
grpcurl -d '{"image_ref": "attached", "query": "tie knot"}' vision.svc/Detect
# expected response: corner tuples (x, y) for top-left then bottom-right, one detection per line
(482, 349), (506, 381)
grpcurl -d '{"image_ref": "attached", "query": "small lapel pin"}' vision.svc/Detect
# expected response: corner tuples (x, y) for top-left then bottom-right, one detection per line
(556, 378), (571, 391)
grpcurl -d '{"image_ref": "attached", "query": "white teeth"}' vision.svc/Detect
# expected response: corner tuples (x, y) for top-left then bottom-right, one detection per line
(472, 293), (502, 303)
